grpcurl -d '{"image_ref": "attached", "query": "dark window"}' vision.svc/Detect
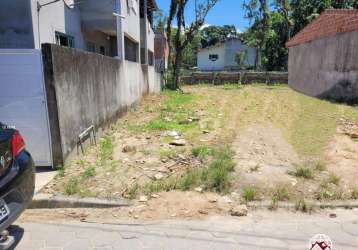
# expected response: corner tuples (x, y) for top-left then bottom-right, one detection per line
(100, 46), (106, 55)
(148, 50), (154, 66)
(125, 36), (139, 62)
(209, 54), (219, 61)
(86, 42), (96, 53)
(55, 32), (74, 48)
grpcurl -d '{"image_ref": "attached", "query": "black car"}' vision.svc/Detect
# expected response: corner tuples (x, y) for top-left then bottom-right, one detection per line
(0, 123), (35, 232)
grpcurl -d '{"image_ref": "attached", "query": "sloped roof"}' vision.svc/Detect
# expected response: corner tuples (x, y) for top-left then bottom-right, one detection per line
(286, 9), (358, 47)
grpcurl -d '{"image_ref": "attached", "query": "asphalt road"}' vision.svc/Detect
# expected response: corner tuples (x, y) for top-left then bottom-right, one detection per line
(9, 209), (358, 250)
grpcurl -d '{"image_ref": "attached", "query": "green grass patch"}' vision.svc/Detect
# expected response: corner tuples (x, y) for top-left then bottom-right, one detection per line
(192, 146), (212, 159)
(242, 186), (259, 202)
(64, 177), (79, 195)
(288, 165), (314, 179)
(82, 166), (96, 178)
(98, 135), (114, 164)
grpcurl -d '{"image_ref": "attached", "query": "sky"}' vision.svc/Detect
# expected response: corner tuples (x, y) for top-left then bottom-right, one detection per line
(155, 0), (253, 32)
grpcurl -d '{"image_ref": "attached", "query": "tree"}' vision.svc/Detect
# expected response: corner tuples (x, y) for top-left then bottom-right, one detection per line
(200, 25), (238, 48)
(166, 0), (219, 90)
(243, 0), (271, 70)
(290, 0), (357, 37)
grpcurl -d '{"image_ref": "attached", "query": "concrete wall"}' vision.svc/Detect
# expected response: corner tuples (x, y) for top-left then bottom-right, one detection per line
(42, 44), (161, 166)
(288, 30), (358, 103)
(0, 0), (35, 48)
(197, 45), (226, 71)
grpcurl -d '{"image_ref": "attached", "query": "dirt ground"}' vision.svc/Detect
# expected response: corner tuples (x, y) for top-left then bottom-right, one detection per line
(41, 84), (358, 218)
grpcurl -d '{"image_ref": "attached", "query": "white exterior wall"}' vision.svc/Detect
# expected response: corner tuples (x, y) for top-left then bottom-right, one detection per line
(224, 39), (256, 67)
(197, 45), (226, 71)
(30, 0), (84, 49)
(121, 0), (141, 43)
(197, 39), (257, 71)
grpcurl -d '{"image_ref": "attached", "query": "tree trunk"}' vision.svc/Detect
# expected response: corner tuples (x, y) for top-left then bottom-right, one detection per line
(172, 48), (182, 89)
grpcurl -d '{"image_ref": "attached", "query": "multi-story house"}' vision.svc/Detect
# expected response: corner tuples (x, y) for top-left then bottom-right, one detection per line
(0, 0), (161, 167)
(0, 0), (157, 65)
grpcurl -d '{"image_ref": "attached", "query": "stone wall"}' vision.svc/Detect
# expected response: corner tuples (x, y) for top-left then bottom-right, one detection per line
(288, 30), (358, 103)
(42, 44), (161, 166)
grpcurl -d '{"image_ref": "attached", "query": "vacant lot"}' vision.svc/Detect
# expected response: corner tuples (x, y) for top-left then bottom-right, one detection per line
(43, 84), (358, 213)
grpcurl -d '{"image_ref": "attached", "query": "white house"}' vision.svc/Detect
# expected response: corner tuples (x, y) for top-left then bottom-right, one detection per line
(0, 0), (157, 64)
(197, 38), (256, 71)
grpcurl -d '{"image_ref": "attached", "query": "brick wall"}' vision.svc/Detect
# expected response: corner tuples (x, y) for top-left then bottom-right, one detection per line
(287, 9), (358, 47)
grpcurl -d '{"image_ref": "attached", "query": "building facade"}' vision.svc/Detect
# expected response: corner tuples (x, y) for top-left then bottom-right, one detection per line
(0, 0), (156, 63)
(197, 38), (256, 71)
(287, 9), (358, 103)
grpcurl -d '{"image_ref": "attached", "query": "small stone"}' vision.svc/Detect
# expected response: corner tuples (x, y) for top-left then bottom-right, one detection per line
(146, 136), (151, 140)
(194, 187), (203, 193)
(198, 209), (208, 215)
(230, 205), (248, 217)
(151, 194), (160, 198)
(154, 173), (164, 180)
(329, 213), (337, 218)
(134, 215), (139, 219)
(202, 130), (210, 134)
(170, 139), (187, 146)
(123, 145), (136, 153)
(139, 196), (148, 202)
(174, 135), (181, 140)
(165, 130), (181, 137)
(222, 196), (233, 204)
(208, 198), (217, 203)
(170, 213), (177, 217)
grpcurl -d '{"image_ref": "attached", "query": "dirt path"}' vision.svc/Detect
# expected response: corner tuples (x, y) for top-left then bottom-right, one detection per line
(232, 123), (300, 190)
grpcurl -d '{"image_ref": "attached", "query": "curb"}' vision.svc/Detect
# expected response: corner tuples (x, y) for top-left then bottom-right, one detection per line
(247, 200), (358, 210)
(29, 193), (132, 209)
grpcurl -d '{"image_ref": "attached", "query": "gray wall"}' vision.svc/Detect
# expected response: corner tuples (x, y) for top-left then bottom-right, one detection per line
(42, 44), (161, 166)
(0, 0), (35, 48)
(288, 30), (358, 103)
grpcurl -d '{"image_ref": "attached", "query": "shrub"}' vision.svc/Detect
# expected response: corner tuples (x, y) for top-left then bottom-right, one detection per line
(243, 186), (258, 202)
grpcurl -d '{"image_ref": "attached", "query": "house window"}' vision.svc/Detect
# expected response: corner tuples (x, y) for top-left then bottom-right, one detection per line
(209, 54), (219, 61)
(86, 42), (96, 53)
(100, 46), (106, 55)
(148, 50), (154, 66)
(125, 36), (139, 62)
(55, 32), (74, 48)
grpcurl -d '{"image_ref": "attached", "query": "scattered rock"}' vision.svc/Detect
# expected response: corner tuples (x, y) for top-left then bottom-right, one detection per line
(134, 215), (139, 219)
(154, 173), (164, 180)
(123, 145), (137, 153)
(194, 187), (203, 193)
(198, 209), (208, 215)
(230, 205), (248, 217)
(145, 136), (152, 140)
(174, 135), (181, 140)
(222, 196), (233, 204)
(170, 213), (177, 217)
(202, 130), (210, 134)
(208, 198), (217, 203)
(139, 196), (148, 202)
(329, 213), (337, 218)
(164, 130), (181, 137)
(170, 139), (187, 146)
(151, 194), (160, 198)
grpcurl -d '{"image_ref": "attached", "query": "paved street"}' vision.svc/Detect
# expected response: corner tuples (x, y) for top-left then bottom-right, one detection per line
(9, 209), (358, 250)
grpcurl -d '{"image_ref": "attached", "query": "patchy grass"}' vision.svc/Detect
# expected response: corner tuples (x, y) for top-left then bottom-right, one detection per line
(351, 189), (358, 200)
(82, 166), (96, 178)
(98, 135), (114, 164)
(314, 161), (327, 171)
(289, 165), (314, 179)
(64, 177), (79, 195)
(328, 173), (341, 186)
(242, 186), (259, 202)
(192, 146), (212, 159)
(295, 198), (313, 213)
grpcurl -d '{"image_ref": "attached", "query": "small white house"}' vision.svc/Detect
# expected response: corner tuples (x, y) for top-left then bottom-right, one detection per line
(197, 38), (256, 71)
